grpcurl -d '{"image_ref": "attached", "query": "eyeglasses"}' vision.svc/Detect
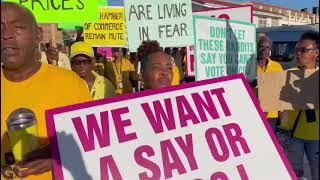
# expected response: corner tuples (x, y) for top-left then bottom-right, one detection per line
(294, 47), (318, 54)
(71, 60), (92, 66)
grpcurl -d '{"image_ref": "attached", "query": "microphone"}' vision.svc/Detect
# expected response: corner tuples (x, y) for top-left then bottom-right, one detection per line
(6, 108), (39, 163)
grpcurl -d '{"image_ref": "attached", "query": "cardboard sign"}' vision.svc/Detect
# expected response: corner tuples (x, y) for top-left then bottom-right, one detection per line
(193, 16), (257, 81)
(46, 74), (296, 180)
(4, 0), (100, 23)
(124, 0), (193, 52)
(83, 7), (126, 47)
(187, 5), (253, 77)
(258, 69), (319, 112)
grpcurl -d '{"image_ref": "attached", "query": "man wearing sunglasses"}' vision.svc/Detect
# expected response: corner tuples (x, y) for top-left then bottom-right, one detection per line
(70, 42), (115, 100)
(279, 31), (319, 180)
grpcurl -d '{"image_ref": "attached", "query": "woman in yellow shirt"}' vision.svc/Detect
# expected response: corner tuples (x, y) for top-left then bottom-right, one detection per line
(69, 42), (116, 100)
(137, 41), (179, 90)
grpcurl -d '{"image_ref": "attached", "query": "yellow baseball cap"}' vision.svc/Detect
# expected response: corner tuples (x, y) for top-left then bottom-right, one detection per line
(70, 42), (94, 59)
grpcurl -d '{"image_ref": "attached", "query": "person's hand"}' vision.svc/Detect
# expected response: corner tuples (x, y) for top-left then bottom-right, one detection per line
(2, 165), (14, 179)
(13, 158), (52, 178)
(46, 43), (59, 65)
(13, 145), (52, 178)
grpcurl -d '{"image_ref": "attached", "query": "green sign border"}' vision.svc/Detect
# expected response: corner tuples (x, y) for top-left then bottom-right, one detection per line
(193, 15), (257, 81)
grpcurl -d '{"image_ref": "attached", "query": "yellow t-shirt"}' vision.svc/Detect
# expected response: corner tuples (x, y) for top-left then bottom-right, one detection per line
(172, 59), (180, 86)
(281, 110), (319, 140)
(105, 58), (138, 95)
(90, 71), (116, 100)
(280, 66), (319, 140)
(257, 59), (283, 118)
(1, 63), (92, 179)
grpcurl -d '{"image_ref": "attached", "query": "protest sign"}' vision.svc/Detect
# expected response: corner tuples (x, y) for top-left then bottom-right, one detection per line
(193, 5), (253, 22)
(258, 69), (319, 112)
(97, 47), (113, 59)
(46, 74), (296, 180)
(84, 7), (126, 47)
(4, 0), (100, 23)
(187, 5), (253, 77)
(56, 0), (108, 30)
(124, 0), (193, 52)
(193, 16), (257, 81)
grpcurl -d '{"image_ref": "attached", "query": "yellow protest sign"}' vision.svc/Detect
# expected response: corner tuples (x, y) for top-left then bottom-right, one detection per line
(84, 7), (126, 47)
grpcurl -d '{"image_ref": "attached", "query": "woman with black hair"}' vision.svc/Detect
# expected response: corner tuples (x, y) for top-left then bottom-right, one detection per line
(137, 40), (173, 90)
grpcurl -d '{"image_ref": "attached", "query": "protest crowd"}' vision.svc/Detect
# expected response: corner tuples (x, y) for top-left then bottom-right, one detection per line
(1, 1), (319, 180)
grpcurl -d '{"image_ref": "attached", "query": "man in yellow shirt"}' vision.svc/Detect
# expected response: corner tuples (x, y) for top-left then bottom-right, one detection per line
(278, 32), (319, 180)
(256, 35), (283, 132)
(105, 48), (139, 94)
(70, 42), (116, 100)
(1, 3), (92, 179)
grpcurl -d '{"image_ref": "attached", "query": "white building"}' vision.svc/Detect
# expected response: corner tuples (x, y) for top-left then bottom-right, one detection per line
(192, 0), (319, 27)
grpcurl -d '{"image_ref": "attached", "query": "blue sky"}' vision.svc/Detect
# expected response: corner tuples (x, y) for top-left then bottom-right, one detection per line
(108, 0), (124, 6)
(233, 0), (319, 12)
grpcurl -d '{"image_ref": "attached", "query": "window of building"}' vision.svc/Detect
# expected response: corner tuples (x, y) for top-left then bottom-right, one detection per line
(258, 19), (267, 27)
(271, 19), (279, 26)
(272, 42), (296, 62)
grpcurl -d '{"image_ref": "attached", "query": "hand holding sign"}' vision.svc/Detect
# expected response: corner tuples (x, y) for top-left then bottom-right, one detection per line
(46, 42), (59, 65)
(14, 145), (52, 178)
(46, 75), (296, 179)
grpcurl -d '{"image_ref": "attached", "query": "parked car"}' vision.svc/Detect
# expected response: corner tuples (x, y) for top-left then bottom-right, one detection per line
(257, 24), (319, 69)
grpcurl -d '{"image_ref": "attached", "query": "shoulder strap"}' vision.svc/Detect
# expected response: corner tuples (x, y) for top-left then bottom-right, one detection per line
(290, 110), (302, 138)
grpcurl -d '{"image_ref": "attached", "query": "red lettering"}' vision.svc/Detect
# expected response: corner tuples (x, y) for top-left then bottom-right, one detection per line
(72, 111), (110, 152)
(205, 128), (230, 162)
(100, 155), (123, 180)
(134, 145), (161, 180)
(141, 99), (176, 134)
(161, 139), (187, 178)
(223, 123), (251, 157)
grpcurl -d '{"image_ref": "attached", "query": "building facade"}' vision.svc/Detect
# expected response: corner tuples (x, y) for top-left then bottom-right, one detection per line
(192, 0), (319, 27)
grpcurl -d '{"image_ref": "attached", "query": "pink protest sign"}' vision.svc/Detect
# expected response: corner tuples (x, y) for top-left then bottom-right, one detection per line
(186, 5), (253, 77)
(97, 47), (112, 59)
(46, 74), (296, 180)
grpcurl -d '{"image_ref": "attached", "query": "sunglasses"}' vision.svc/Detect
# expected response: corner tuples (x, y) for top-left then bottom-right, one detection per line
(294, 47), (318, 54)
(71, 60), (92, 66)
